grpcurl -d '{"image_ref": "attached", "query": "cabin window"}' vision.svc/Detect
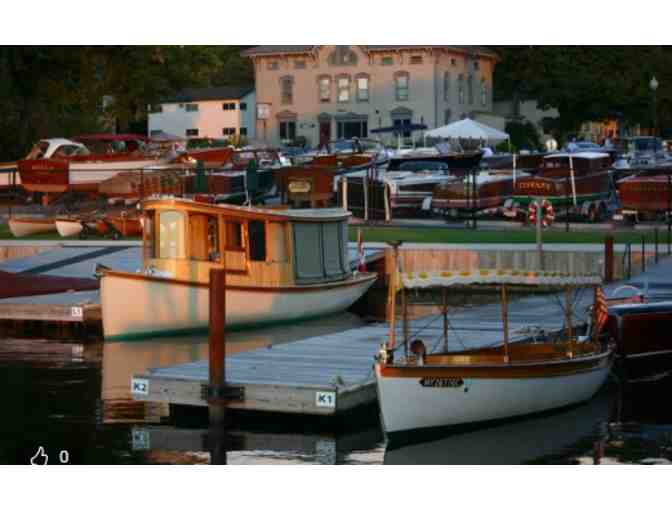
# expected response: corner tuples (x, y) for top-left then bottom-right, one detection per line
(158, 210), (186, 259)
(248, 221), (266, 262)
(189, 214), (220, 262)
(226, 221), (243, 251)
(293, 221), (349, 284)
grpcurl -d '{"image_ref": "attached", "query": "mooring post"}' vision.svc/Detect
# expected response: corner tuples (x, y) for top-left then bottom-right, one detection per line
(655, 228), (659, 264)
(604, 235), (614, 283)
(642, 235), (646, 274)
(208, 267), (227, 428)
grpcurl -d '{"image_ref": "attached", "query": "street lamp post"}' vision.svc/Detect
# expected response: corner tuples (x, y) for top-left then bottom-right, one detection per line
(650, 76), (659, 137)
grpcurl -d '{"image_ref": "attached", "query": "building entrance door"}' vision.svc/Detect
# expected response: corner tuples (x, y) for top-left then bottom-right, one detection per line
(319, 121), (331, 149)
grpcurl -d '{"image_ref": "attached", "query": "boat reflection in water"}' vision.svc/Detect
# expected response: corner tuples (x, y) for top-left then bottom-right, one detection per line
(384, 390), (616, 465)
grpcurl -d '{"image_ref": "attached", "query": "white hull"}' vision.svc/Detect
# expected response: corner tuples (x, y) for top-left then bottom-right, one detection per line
(8, 218), (56, 237)
(70, 159), (165, 185)
(375, 357), (611, 438)
(101, 272), (377, 340)
(55, 219), (83, 237)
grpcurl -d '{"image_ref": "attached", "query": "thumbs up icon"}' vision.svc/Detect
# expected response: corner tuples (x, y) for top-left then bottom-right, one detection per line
(30, 446), (48, 466)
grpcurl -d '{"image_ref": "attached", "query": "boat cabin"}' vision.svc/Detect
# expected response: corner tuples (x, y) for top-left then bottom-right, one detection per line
(540, 152), (611, 175)
(142, 199), (352, 287)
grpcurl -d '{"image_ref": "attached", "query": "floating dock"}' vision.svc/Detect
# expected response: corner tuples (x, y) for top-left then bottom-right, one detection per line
(132, 289), (599, 416)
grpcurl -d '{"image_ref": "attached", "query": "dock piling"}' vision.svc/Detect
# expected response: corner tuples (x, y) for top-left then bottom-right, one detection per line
(208, 268), (227, 427)
(604, 235), (614, 283)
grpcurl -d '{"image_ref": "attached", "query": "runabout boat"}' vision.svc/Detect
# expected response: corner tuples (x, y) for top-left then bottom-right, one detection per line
(8, 217), (57, 237)
(511, 152), (614, 221)
(99, 199), (377, 340)
(614, 174), (672, 222)
(18, 135), (165, 197)
(374, 268), (613, 446)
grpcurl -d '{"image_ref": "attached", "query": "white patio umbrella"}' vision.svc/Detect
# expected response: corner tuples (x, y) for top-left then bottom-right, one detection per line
(426, 118), (510, 144)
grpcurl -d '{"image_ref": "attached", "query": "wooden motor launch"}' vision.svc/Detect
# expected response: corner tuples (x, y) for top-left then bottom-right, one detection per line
(374, 266), (613, 446)
(98, 198), (377, 340)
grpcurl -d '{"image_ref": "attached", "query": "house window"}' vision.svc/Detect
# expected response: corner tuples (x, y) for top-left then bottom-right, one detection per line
(337, 119), (368, 139)
(240, 102), (247, 111)
(474, 60), (480, 71)
(186, 104), (199, 112)
(444, 72), (451, 102)
(381, 56), (393, 66)
(451, 58), (457, 66)
(410, 55), (423, 65)
(319, 76), (331, 103)
(395, 72), (409, 101)
(222, 103), (236, 111)
(356, 75), (369, 102)
(393, 118), (412, 138)
(149, 104), (163, 113)
(267, 61), (279, 70)
(279, 121), (296, 141)
(480, 78), (488, 107)
(444, 109), (452, 125)
(467, 74), (474, 105)
(294, 60), (306, 70)
(222, 128), (236, 136)
(150, 129), (163, 136)
(280, 76), (294, 105)
(337, 76), (350, 103)
(458, 75), (465, 105)
(186, 128), (199, 137)
(329, 46), (358, 66)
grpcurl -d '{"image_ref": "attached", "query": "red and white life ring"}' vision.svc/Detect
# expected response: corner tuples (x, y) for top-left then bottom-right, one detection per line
(528, 199), (555, 227)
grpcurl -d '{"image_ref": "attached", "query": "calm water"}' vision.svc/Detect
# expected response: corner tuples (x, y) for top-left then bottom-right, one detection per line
(1, 313), (671, 465)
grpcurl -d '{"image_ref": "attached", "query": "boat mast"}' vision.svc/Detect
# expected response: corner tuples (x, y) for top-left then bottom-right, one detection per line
(501, 285), (510, 363)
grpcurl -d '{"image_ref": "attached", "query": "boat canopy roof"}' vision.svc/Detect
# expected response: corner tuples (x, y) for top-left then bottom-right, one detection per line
(397, 269), (602, 291)
(144, 198), (351, 222)
(544, 151), (610, 160)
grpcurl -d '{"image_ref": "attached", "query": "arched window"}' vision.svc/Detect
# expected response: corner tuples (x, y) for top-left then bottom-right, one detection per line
(395, 71), (410, 102)
(355, 73), (370, 102)
(443, 71), (451, 102)
(336, 74), (351, 103)
(458, 74), (465, 105)
(480, 78), (488, 107)
(467, 74), (474, 105)
(317, 75), (331, 103)
(279, 75), (294, 105)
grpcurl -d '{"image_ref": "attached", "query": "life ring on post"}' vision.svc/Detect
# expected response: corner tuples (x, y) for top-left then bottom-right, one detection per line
(528, 199), (555, 228)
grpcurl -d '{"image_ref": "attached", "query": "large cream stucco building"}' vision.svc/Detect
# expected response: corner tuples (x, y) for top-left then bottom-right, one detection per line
(242, 45), (499, 147)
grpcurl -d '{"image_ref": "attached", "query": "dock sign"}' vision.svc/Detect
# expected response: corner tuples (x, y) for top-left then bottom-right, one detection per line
(131, 377), (149, 396)
(316, 391), (336, 409)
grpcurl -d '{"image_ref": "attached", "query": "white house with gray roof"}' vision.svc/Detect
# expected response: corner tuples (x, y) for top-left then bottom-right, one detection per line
(148, 86), (256, 141)
(241, 45), (499, 147)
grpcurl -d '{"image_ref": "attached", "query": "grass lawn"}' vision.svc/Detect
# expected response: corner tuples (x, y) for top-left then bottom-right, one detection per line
(349, 226), (669, 245)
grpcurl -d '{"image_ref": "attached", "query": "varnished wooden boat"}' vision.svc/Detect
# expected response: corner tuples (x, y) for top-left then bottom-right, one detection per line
(375, 268), (612, 446)
(96, 214), (143, 238)
(8, 217), (57, 237)
(607, 301), (672, 381)
(432, 170), (528, 213)
(98, 199), (377, 340)
(616, 174), (672, 218)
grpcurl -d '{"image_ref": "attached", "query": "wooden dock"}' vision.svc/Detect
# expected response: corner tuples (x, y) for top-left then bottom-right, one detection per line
(131, 288), (599, 416)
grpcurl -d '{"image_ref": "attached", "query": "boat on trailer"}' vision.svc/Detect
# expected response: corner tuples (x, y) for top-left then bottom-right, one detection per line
(374, 267), (613, 447)
(99, 199), (377, 340)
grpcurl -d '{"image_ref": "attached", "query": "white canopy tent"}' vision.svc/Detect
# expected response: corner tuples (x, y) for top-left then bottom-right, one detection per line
(426, 119), (510, 145)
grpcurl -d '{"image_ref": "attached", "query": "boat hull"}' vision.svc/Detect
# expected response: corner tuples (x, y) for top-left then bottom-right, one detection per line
(8, 218), (56, 237)
(55, 219), (83, 237)
(100, 271), (377, 340)
(375, 353), (612, 445)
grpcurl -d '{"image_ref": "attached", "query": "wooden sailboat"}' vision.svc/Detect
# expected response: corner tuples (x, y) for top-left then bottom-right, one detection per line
(374, 266), (613, 446)
(98, 199), (377, 340)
